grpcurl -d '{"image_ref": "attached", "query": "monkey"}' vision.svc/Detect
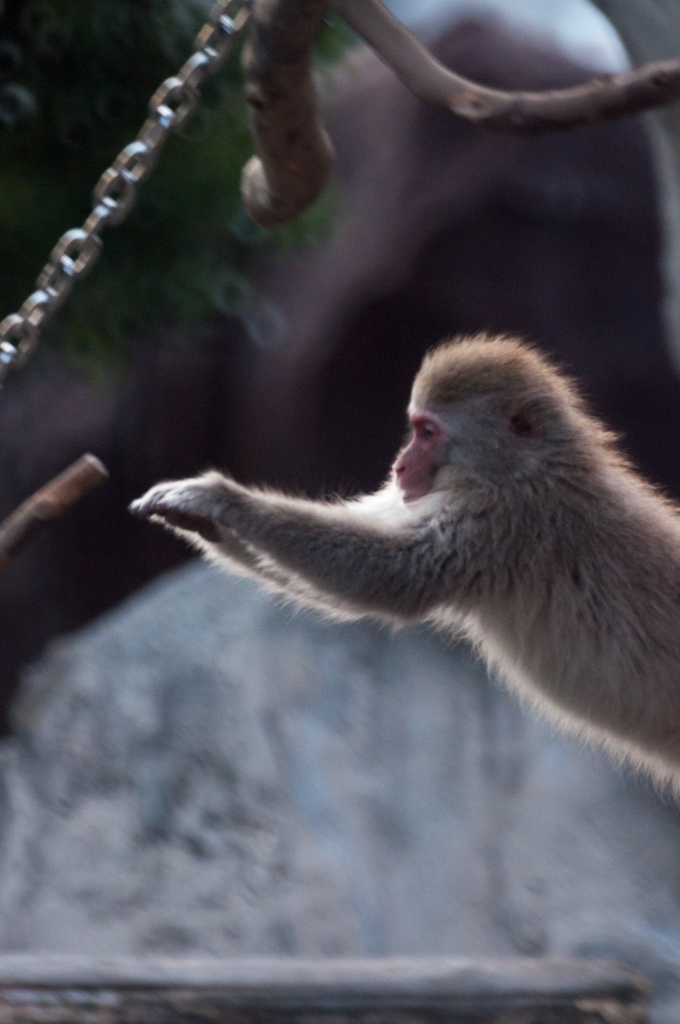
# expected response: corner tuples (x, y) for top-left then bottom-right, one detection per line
(131, 334), (680, 790)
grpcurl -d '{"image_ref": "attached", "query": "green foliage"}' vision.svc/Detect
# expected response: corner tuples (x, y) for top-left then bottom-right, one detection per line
(0, 1), (351, 363)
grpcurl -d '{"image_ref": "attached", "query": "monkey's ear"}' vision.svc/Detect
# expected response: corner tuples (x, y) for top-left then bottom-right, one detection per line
(507, 400), (544, 440)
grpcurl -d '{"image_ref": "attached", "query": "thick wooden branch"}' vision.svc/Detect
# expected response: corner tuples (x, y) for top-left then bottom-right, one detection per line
(333, 0), (680, 131)
(239, 0), (680, 228)
(240, 0), (334, 228)
(0, 454), (108, 568)
(0, 955), (650, 1023)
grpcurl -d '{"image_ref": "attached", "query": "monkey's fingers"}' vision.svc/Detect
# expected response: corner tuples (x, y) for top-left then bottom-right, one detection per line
(130, 482), (194, 521)
(130, 488), (220, 542)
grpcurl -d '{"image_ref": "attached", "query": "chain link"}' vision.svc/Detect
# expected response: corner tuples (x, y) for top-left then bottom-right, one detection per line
(0, 0), (250, 385)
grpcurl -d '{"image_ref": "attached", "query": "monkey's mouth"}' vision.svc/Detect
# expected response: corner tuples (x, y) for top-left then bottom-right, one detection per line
(401, 488), (429, 503)
(397, 468), (440, 503)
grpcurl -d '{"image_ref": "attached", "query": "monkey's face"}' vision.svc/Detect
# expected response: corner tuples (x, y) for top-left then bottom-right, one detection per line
(396, 393), (553, 498)
(394, 410), (448, 501)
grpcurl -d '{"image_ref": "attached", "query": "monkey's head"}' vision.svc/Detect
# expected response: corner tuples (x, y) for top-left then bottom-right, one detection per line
(394, 334), (612, 500)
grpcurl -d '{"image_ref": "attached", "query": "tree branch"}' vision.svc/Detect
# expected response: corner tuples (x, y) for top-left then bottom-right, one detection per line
(333, 0), (680, 132)
(240, 0), (334, 228)
(239, 0), (680, 228)
(0, 454), (108, 569)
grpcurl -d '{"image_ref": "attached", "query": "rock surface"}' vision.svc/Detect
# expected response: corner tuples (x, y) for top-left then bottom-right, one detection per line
(0, 564), (679, 1020)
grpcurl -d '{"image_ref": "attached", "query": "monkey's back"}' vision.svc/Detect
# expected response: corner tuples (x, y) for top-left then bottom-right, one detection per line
(459, 463), (680, 782)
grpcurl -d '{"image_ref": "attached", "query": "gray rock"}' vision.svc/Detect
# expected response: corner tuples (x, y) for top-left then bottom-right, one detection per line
(0, 563), (679, 1020)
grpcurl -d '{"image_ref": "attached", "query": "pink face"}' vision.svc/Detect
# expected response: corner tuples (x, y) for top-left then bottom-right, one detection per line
(394, 410), (447, 502)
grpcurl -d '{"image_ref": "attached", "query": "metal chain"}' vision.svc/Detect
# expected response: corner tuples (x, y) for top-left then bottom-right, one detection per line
(0, 0), (250, 385)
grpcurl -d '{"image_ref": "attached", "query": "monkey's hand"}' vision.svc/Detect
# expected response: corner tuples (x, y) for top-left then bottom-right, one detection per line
(132, 472), (317, 596)
(130, 472), (245, 543)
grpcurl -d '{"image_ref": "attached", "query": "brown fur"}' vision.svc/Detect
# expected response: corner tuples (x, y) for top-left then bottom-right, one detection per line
(416, 334), (578, 407)
(132, 335), (680, 792)
(413, 334), (624, 458)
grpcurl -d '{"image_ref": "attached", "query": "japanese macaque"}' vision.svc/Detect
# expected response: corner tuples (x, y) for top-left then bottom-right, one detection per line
(131, 335), (680, 789)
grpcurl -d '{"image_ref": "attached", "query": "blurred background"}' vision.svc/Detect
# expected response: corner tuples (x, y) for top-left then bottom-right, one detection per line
(1, 1), (680, 1021)
(389, 0), (628, 68)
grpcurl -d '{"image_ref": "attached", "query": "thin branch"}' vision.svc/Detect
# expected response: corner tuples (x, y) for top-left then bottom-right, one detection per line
(0, 454), (108, 569)
(240, 0), (334, 228)
(333, 0), (680, 132)
(240, 0), (680, 228)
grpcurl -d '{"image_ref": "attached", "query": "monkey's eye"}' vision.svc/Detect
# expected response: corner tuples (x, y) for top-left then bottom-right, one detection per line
(509, 408), (541, 439)
(411, 414), (441, 440)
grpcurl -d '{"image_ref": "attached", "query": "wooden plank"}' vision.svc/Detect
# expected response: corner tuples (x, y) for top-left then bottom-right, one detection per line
(0, 956), (648, 1024)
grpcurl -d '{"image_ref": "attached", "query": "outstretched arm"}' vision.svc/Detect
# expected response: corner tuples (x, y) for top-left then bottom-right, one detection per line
(129, 488), (333, 604)
(131, 472), (450, 621)
(182, 517), (362, 618)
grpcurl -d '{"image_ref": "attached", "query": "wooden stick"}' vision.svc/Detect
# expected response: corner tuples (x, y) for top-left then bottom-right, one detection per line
(0, 454), (108, 568)
(334, 0), (680, 132)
